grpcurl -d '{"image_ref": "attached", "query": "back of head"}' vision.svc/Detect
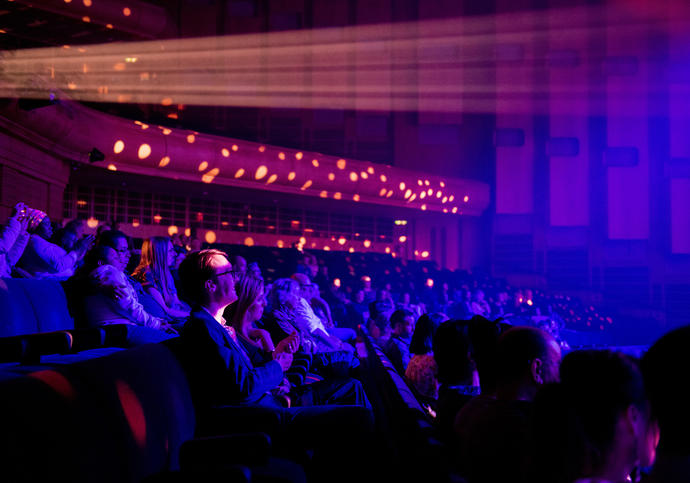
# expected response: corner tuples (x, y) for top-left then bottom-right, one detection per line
(225, 274), (264, 324)
(527, 350), (648, 483)
(467, 316), (505, 394)
(409, 313), (442, 355)
(642, 325), (690, 454)
(177, 249), (227, 305)
(495, 326), (558, 390)
(433, 320), (474, 386)
(266, 278), (298, 310)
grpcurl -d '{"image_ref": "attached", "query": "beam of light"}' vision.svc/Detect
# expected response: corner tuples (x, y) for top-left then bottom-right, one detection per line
(1, 4), (686, 115)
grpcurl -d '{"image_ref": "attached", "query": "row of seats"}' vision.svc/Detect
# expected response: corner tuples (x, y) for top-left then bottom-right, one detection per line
(359, 333), (458, 483)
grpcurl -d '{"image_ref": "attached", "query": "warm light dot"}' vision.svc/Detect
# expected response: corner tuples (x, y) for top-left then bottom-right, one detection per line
(353, 194), (360, 202)
(399, 182), (405, 191)
(404, 189), (412, 199)
(202, 168), (219, 183)
(113, 140), (125, 154)
(258, 146), (266, 152)
(153, 214), (162, 224)
(82, 16), (91, 23)
(380, 174), (387, 183)
(161, 97), (173, 106)
(424, 180), (430, 186)
(440, 181), (446, 188)
(338, 237), (347, 246)
(442, 196), (448, 203)
(420, 192), (426, 199)
(278, 152), (286, 160)
(385, 247), (391, 254)
(324, 246), (331, 251)
(288, 171), (296, 181)
(463, 195), (469, 202)
(132, 219), (140, 227)
(334, 278), (341, 288)
(186, 134), (195, 144)
(414, 250), (420, 256)
(337, 159), (346, 170)
(67, 82), (77, 90)
(452, 207), (458, 214)
(398, 235), (407, 243)
(319, 190), (328, 198)
(349, 247), (355, 253)
(436, 191), (442, 198)
(349, 172), (358, 182)
(363, 240), (372, 248)
(205, 231), (217, 244)
(443, 208), (449, 213)
(527, 299), (533, 306)
(367, 167), (375, 174)
(221, 148), (230, 157)
(198, 161), (208, 171)
(184, 228), (191, 237)
(312, 159), (319, 168)
(86, 217), (98, 228)
(328, 173), (335, 181)
(426, 278), (434, 288)
(427, 188), (433, 196)
(299, 237), (307, 244)
(379, 188), (387, 197)
(234, 168), (245, 178)
(158, 156), (170, 167)
(386, 190), (394, 198)
(244, 237), (255, 247)
(106, 23), (113, 29)
(277, 240), (285, 248)
(255, 165), (268, 180)
(64, 0), (72, 3)
(107, 164), (117, 171)
(333, 192), (342, 200)
(168, 225), (178, 236)
(421, 251), (429, 258)
(421, 204), (427, 211)
(408, 194), (417, 202)
(123, 7), (131, 16)
(301, 180), (313, 190)
(162, 128), (172, 135)
(449, 195), (455, 202)
(134, 144), (150, 160)
(295, 152), (303, 160)
(266, 174), (278, 184)
(417, 180), (423, 186)
(231, 145), (239, 152)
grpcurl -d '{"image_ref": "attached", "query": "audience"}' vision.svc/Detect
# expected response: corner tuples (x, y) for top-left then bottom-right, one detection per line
(404, 313), (446, 407)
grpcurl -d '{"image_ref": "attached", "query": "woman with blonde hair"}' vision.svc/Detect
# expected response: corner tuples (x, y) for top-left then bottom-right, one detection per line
(132, 236), (190, 319)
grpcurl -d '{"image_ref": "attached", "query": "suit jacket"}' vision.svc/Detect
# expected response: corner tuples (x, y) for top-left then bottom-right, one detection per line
(180, 307), (283, 408)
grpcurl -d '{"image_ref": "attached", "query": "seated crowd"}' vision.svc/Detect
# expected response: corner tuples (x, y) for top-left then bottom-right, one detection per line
(2, 207), (689, 482)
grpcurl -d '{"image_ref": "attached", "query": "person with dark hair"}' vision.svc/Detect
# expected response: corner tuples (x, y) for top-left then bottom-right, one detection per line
(641, 326), (689, 483)
(526, 350), (658, 483)
(433, 319), (481, 443)
(383, 308), (415, 373)
(453, 326), (561, 483)
(404, 313), (447, 407)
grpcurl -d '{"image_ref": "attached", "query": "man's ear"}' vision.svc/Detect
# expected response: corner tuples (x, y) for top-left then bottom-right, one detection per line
(530, 358), (544, 385)
(624, 404), (642, 437)
(205, 279), (216, 295)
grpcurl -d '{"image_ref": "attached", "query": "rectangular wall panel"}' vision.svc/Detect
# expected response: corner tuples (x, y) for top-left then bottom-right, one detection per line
(671, 178), (690, 254)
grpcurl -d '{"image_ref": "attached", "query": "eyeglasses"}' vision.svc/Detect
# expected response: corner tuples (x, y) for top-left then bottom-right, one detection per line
(116, 248), (130, 255)
(213, 269), (236, 280)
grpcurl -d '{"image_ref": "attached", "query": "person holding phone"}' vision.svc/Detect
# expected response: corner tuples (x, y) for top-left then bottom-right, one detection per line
(0, 202), (31, 277)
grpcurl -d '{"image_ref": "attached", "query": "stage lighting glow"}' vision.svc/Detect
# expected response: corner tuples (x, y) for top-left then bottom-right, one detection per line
(234, 168), (245, 178)
(184, 228), (191, 236)
(349, 247), (355, 253)
(168, 225), (178, 236)
(136, 144), (151, 159)
(349, 172), (358, 182)
(404, 189), (412, 199)
(205, 231), (217, 244)
(300, 180), (312, 190)
(202, 168), (219, 183)
(277, 240), (285, 248)
(426, 278), (434, 288)
(353, 194), (360, 201)
(452, 207), (458, 214)
(113, 140), (124, 154)
(323, 246), (330, 251)
(334, 278), (341, 288)
(427, 188), (433, 196)
(278, 152), (286, 160)
(420, 192), (426, 199)
(123, 7), (131, 16)
(421, 204), (427, 210)
(319, 190), (328, 198)
(379, 188), (387, 197)
(436, 191), (442, 198)
(295, 152), (303, 160)
(86, 217), (98, 228)
(221, 148), (230, 157)
(449, 195), (455, 202)
(364, 240), (371, 248)
(333, 192), (342, 199)
(360, 171), (368, 179)
(421, 251), (429, 258)
(328, 173), (335, 181)
(153, 214), (162, 223)
(288, 171), (296, 180)
(337, 159), (346, 170)
(198, 161), (208, 171)
(266, 174), (277, 184)
(186, 134), (195, 144)
(244, 237), (254, 246)
(380, 174), (387, 182)
(132, 219), (140, 227)
(399, 182), (405, 191)
(107, 164), (117, 171)
(398, 236), (407, 243)
(338, 236), (347, 245)
(463, 195), (469, 202)
(312, 159), (319, 167)
(367, 167), (375, 174)
(299, 236), (307, 244)
(161, 128), (172, 135)
(258, 146), (266, 152)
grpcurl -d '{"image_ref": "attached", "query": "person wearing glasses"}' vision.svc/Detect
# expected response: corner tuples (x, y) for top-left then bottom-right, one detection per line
(66, 230), (177, 346)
